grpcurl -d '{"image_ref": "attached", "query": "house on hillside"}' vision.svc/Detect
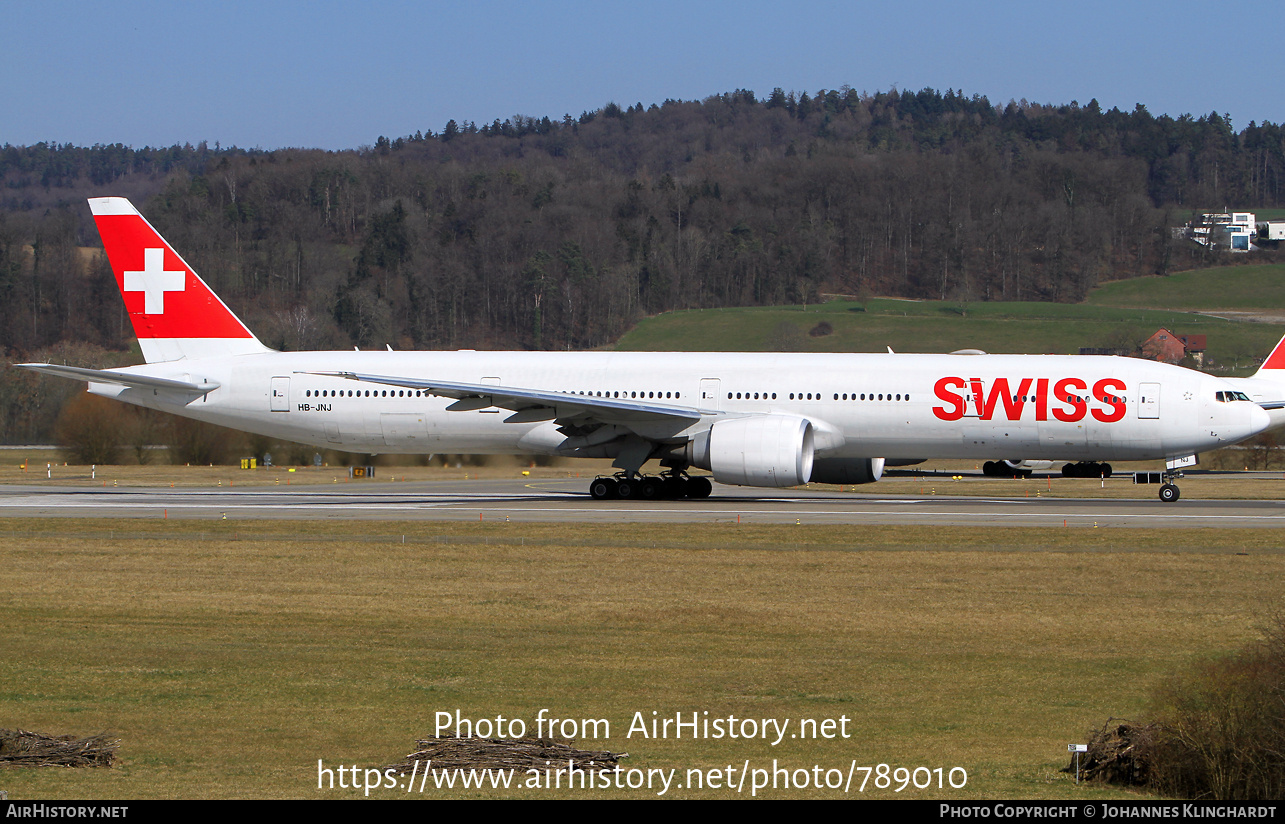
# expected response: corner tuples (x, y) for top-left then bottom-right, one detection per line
(1141, 329), (1206, 366)
(1257, 219), (1285, 245)
(1186, 212), (1256, 252)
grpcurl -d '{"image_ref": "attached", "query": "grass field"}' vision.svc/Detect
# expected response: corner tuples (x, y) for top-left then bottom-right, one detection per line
(615, 298), (1285, 374)
(0, 450), (611, 488)
(1, 518), (1282, 799)
(614, 259), (1285, 374)
(1089, 264), (1285, 311)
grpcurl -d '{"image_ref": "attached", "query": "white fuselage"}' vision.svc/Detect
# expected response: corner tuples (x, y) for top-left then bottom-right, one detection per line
(88, 350), (1268, 464)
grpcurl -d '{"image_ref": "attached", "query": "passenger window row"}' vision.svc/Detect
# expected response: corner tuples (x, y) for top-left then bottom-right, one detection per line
(727, 392), (912, 401)
(566, 390), (680, 399)
(305, 388), (424, 398)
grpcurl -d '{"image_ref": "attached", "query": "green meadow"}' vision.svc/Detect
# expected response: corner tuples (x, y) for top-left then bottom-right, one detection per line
(615, 264), (1285, 374)
(1088, 263), (1285, 311)
(1, 519), (1281, 799)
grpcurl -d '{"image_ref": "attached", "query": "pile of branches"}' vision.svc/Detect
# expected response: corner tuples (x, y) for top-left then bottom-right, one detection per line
(0, 729), (119, 768)
(388, 736), (625, 773)
(1064, 719), (1157, 787)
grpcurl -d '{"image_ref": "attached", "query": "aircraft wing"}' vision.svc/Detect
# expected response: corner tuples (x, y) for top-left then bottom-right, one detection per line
(306, 370), (705, 425)
(16, 363), (220, 393)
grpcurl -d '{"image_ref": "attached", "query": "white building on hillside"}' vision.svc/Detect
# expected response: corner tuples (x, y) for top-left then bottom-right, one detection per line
(1257, 219), (1285, 243)
(1189, 211), (1256, 251)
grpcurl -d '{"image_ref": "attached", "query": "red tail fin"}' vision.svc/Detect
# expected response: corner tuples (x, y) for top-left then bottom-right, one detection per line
(89, 197), (270, 362)
(1254, 333), (1285, 376)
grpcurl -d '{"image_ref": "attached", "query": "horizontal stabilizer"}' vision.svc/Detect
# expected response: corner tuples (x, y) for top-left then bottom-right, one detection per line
(16, 363), (220, 393)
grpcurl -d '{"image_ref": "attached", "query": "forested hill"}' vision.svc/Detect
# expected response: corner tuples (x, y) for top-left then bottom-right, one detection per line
(3, 87), (1283, 359)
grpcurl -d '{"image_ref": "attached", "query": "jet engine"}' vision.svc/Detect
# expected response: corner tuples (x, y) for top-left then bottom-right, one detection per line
(686, 415), (815, 487)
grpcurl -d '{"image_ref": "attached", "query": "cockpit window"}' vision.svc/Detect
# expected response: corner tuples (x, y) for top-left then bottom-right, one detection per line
(1215, 391), (1253, 402)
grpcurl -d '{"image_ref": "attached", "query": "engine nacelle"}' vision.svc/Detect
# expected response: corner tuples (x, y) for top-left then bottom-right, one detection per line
(810, 457), (885, 485)
(687, 415), (815, 487)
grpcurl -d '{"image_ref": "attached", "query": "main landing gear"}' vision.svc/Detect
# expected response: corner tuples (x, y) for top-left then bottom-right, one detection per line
(982, 461), (1029, 478)
(1061, 461), (1113, 478)
(588, 470), (712, 500)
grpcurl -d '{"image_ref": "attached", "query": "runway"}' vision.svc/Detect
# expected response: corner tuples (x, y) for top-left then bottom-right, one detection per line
(1, 478), (1283, 527)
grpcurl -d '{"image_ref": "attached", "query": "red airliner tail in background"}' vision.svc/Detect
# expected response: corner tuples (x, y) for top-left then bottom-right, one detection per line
(1254, 333), (1285, 376)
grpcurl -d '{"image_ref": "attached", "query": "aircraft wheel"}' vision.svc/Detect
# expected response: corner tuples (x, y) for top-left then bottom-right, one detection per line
(1101, 463), (1113, 479)
(638, 477), (661, 499)
(982, 461), (998, 476)
(688, 476), (712, 499)
(589, 478), (617, 500)
(615, 479), (635, 499)
(1159, 483), (1180, 503)
(662, 476), (689, 498)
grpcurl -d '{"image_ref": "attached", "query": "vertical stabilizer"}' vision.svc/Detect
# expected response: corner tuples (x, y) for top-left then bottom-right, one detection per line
(1252, 333), (1285, 378)
(89, 197), (271, 362)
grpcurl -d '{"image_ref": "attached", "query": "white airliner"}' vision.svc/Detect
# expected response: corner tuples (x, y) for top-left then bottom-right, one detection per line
(18, 197), (1283, 502)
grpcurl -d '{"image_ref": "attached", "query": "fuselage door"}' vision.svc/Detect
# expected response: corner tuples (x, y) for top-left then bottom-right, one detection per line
(963, 378), (984, 417)
(1138, 383), (1160, 419)
(270, 376), (290, 412)
(699, 378), (721, 413)
(480, 377), (501, 413)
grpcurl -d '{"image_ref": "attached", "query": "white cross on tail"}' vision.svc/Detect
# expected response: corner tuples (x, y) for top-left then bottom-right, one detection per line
(123, 248), (185, 314)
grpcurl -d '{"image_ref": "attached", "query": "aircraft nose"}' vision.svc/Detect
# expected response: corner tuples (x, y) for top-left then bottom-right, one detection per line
(1249, 404), (1272, 438)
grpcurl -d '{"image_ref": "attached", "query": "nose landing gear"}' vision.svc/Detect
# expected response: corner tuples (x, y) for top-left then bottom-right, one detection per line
(1133, 468), (1183, 502)
(1158, 466), (1184, 503)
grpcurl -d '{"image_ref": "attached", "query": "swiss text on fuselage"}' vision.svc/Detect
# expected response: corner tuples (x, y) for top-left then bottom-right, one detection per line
(932, 377), (1127, 423)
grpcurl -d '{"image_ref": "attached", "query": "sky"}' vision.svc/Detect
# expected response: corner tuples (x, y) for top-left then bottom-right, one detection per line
(5, 0), (1282, 151)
